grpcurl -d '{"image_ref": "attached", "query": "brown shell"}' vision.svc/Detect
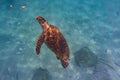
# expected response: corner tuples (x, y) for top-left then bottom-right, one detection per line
(44, 25), (70, 68)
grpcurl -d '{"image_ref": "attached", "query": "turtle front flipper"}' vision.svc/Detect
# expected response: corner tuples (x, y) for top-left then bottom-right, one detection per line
(36, 34), (45, 55)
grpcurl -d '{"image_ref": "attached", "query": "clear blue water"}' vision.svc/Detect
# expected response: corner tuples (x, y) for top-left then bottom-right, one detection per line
(0, 0), (120, 80)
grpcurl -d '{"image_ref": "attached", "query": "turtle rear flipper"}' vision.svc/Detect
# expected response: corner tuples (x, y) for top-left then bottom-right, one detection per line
(36, 33), (45, 55)
(61, 60), (69, 68)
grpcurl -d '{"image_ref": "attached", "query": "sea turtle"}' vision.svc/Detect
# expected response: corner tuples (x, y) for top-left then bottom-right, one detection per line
(35, 16), (70, 68)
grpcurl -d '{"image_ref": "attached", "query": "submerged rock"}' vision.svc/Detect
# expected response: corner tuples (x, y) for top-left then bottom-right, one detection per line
(32, 67), (52, 80)
(74, 47), (98, 67)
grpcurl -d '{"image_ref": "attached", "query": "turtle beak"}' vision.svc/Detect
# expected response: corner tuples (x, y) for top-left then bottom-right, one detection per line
(36, 16), (46, 24)
(36, 16), (41, 20)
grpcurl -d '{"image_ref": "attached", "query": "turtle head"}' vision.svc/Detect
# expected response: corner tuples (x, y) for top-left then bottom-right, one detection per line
(36, 16), (46, 24)
(36, 16), (49, 31)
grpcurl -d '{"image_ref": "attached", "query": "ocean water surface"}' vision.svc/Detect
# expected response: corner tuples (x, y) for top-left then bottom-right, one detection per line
(0, 0), (120, 80)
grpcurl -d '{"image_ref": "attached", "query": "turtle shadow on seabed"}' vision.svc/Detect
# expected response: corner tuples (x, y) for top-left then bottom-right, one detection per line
(73, 47), (120, 80)
(32, 67), (52, 80)
(74, 47), (98, 68)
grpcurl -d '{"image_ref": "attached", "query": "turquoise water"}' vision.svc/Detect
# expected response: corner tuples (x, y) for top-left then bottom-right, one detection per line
(0, 0), (120, 80)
